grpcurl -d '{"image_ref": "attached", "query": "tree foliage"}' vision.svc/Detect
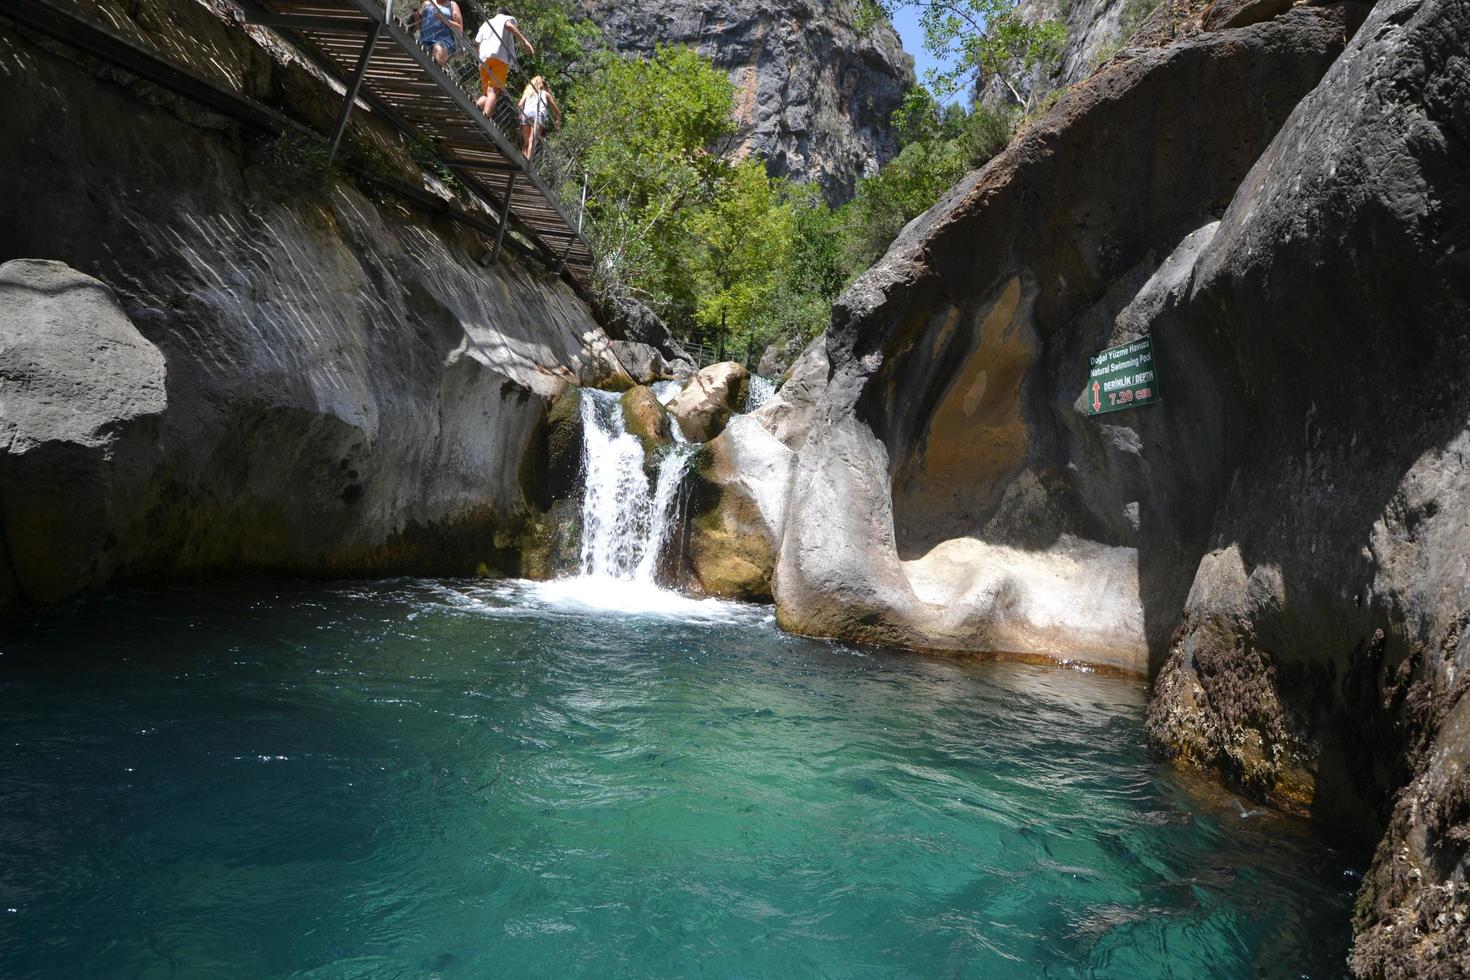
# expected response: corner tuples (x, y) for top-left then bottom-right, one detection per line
(531, 0), (1025, 359)
(860, 0), (1066, 104)
(690, 160), (797, 346)
(555, 45), (736, 311)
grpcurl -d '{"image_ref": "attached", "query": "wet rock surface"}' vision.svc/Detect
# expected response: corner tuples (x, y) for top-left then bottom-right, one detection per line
(579, 0), (913, 202)
(619, 385), (672, 452)
(1134, 0), (1470, 971)
(685, 415), (794, 600)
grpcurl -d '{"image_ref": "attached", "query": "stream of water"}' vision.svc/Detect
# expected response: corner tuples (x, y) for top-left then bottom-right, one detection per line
(0, 378), (1362, 977)
(0, 581), (1360, 978)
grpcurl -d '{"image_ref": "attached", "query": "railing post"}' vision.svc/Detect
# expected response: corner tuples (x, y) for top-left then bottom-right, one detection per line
(489, 173), (516, 265)
(327, 21), (380, 162)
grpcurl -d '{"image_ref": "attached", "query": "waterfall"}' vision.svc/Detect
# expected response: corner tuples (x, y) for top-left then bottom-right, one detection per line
(576, 390), (694, 584)
(745, 375), (776, 413)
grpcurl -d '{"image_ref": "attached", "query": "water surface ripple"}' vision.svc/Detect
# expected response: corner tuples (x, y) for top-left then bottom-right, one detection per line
(0, 580), (1358, 978)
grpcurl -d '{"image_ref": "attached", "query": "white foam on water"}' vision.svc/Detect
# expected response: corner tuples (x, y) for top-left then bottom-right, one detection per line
(509, 576), (755, 622)
(563, 390), (699, 597)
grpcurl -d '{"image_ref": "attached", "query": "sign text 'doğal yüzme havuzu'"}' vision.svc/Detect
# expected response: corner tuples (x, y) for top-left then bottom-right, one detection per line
(1086, 336), (1160, 415)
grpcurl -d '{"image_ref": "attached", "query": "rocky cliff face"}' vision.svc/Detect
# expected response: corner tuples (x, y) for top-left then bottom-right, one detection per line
(578, 0), (913, 202)
(0, 1), (627, 608)
(707, 0), (1467, 970)
(977, 0), (1132, 108)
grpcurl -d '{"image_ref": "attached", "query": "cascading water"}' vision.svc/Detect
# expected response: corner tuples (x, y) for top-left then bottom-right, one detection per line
(745, 375), (776, 413)
(575, 390), (694, 584)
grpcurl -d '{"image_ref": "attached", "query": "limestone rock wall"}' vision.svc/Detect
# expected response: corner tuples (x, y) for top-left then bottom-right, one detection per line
(769, 4), (1362, 675)
(718, 0), (1466, 970)
(0, 5), (625, 607)
(578, 0), (914, 202)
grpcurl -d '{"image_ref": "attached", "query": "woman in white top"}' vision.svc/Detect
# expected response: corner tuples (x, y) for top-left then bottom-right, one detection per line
(517, 75), (561, 161)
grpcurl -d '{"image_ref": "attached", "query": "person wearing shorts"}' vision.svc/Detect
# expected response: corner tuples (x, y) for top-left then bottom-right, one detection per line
(517, 75), (561, 160)
(474, 7), (534, 119)
(417, 0), (462, 68)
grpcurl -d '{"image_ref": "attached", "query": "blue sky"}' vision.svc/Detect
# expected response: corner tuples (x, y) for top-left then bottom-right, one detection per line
(887, 4), (972, 106)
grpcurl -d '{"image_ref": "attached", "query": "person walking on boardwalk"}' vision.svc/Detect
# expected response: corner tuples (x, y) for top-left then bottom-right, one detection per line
(417, 0), (463, 68)
(517, 75), (561, 161)
(475, 7), (534, 119)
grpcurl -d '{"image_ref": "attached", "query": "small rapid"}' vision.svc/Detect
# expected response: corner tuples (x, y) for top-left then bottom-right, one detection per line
(538, 373), (776, 618)
(745, 374), (776, 412)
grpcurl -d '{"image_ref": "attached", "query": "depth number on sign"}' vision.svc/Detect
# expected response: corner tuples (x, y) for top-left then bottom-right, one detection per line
(1086, 335), (1161, 415)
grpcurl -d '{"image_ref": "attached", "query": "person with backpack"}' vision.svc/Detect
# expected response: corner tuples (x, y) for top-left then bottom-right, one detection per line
(474, 7), (535, 119)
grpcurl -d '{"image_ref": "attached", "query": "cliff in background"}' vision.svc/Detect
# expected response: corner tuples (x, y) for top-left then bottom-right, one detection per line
(578, 0), (914, 202)
(0, 0), (629, 608)
(700, 0), (1469, 972)
(977, 0), (1131, 108)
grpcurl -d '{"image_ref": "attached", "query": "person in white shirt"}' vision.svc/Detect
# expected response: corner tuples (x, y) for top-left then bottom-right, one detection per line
(474, 7), (534, 119)
(517, 75), (562, 160)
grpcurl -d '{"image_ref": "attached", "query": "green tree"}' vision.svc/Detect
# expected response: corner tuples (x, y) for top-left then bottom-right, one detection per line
(690, 160), (797, 354)
(837, 136), (971, 272)
(861, 0), (1066, 105)
(770, 186), (848, 340)
(552, 45), (737, 314)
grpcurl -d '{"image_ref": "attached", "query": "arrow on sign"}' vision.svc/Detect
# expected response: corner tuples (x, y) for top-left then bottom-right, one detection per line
(1092, 380), (1102, 413)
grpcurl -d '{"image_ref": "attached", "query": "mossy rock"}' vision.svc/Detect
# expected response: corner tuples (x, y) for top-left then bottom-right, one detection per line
(619, 385), (671, 455)
(544, 386), (584, 503)
(689, 499), (775, 601)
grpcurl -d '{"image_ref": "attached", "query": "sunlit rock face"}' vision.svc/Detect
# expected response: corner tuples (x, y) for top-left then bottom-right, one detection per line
(578, 0), (913, 203)
(0, 7), (626, 605)
(767, 3), (1363, 675)
(721, 0), (1467, 970)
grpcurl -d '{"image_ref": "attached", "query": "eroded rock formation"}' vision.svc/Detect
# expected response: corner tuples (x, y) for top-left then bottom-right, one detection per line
(719, 0), (1466, 970)
(772, 2), (1366, 674)
(578, 0), (913, 201)
(0, 1), (627, 607)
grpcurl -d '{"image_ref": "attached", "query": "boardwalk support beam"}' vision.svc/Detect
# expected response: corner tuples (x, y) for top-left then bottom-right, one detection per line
(327, 22), (381, 162)
(489, 173), (516, 265)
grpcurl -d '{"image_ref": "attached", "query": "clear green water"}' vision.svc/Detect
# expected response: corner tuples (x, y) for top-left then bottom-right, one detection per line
(0, 580), (1359, 978)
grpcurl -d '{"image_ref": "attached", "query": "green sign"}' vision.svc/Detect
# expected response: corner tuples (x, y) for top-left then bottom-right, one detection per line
(1086, 335), (1160, 415)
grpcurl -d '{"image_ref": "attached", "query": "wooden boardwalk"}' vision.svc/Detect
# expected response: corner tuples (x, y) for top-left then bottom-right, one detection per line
(241, 0), (594, 281)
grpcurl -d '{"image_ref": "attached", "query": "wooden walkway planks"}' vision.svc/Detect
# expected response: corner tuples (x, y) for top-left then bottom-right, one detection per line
(249, 0), (594, 279)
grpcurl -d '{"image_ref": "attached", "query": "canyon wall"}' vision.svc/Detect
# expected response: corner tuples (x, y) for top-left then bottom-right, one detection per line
(714, 0), (1467, 971)
(0, 1), (626, 608)
(579, 0), (914, 202)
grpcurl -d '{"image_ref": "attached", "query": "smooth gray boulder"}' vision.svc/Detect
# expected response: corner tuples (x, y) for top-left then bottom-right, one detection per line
(751, 335), (829, 451)
(0, 260), (167, 603)
(756, 335), (803, 378)
(608, 339), (675, 385)
(667, 362), (750, 443)
(602, 296), (696, 378)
